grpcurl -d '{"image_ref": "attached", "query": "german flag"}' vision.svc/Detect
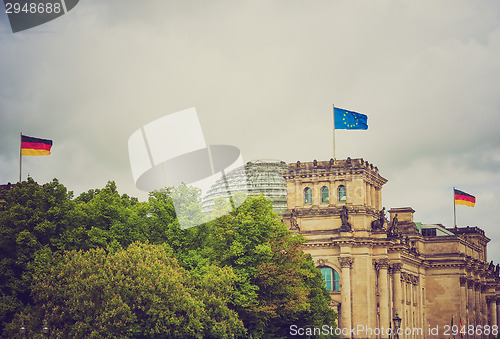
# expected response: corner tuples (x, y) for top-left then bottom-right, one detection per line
(454, 189), (475, 207)
(21, 135), (53, 156)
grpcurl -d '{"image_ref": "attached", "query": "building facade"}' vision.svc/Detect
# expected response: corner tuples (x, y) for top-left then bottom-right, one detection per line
(282, 158), (499, 338)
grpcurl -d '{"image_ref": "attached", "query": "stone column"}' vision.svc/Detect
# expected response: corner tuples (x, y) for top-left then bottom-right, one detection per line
(366, 183), (371, 207)
(330, 180), (336, 205)
(487, 296), (497, 327)
(377, 259), (390, 338)
(475, 282), (481, 328)
(340, 257), (354, 338)
(481, 285), (487, 329)
(401, 274), (407, 331)
(295, 181), (301, 208)
(375, 188), (381, 210)
(459, 277), (467, 326)
(370, 185), (376, 209)
(467, 279), (475, 326)
(496, 297), (500, 330)
(392, 263), (403, 321)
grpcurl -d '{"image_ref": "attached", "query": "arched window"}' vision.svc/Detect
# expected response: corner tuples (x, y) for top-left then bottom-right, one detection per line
(321, 186), (329, 203)
(320, 267), (340, 291)
(338, 185), (346, 202)
(304, 187), (312, 204)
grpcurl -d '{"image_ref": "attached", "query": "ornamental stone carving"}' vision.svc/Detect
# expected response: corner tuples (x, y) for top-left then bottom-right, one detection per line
(317, 258), (327, 267)
(374, 258), (389, 270)
(410, 275), (419, 285)
(391, 263), (402, 273)
(459, 276), (467, 286)
(339, 257), (354, 268)
(400, 272), (419, 285)
(467, 279), (475, 289)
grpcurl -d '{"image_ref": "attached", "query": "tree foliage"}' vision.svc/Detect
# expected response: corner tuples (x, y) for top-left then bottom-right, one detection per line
(0, 178), (336, 338)
(192, 195), (337, 338)
(5, 243), (245, 338)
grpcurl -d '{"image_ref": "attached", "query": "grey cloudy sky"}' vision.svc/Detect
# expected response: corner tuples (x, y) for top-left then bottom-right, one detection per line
(1, 1), (500, 260)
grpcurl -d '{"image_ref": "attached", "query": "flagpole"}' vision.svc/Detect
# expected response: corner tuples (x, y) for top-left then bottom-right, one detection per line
(19, 132), (22, 182)
(333, 104), (336, 160)
(453, 187), (457, 227)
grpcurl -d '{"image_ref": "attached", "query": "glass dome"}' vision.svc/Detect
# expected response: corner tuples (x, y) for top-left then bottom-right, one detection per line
(201, 160), (288, 216)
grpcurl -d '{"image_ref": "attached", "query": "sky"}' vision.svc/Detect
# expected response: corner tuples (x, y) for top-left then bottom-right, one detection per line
(1, 1), (500, 261)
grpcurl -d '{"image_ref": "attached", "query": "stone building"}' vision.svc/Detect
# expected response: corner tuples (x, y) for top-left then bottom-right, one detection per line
(282, 158), (499, 338)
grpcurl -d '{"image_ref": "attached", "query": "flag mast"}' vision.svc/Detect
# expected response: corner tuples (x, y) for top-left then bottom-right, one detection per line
(453, 187), (457, 228)
(19, 132), (22, 182)
(332, 104), (336, 160)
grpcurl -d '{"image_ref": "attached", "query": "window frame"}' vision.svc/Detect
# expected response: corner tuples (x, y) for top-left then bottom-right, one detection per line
(338, 185), (347, 202)
(304, 187), (312, 204)
(321, 186), (329, 203)
(319, 267), (340, 291)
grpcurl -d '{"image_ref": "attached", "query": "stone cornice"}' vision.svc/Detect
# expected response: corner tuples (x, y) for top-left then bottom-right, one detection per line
(286, 158), (388, 187)
(287, 205), (378, 218)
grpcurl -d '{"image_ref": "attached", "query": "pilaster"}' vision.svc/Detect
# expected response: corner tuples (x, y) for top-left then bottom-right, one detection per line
(340, 257), (354, 338)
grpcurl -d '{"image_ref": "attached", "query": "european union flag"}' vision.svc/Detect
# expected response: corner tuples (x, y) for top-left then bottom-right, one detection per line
(334, 108), (368, 130)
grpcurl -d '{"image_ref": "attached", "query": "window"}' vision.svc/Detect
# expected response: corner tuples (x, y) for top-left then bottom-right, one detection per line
(321, 186), (329, 203)
(320, 267), (340, 291)
(422, 228), (436, 237)
(304, 187), (312, 204)
(338, 185), (346, 202)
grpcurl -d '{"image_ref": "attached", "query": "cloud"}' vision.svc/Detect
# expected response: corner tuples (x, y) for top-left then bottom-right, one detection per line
(1, 0), (500, 260)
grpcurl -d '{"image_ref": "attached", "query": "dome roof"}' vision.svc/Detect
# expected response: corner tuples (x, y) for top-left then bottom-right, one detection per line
(201, 160), (288, 215)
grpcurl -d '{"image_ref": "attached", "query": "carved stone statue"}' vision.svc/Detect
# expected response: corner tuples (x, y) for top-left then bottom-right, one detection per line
(371, 207), (386, 231)
(340, 206), (351, 231)
(387, 213), (399, 236)
(379, 207), (385, 224)
(289, 209), (299, 230)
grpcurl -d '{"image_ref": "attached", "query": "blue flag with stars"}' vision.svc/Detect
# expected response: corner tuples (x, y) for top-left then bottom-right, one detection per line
(334, 107), (368, 130)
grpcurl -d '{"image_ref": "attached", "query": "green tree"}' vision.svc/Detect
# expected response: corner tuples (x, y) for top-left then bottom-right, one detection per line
(0, 178), (74, 334)
(0, 179), (146, 335)
(198, 195), (337, 338)
(5, 242), (245, 338)
(72, 181), (143, 250)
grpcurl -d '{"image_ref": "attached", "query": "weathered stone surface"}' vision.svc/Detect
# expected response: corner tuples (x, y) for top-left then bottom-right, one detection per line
(282, 159), (496, 339)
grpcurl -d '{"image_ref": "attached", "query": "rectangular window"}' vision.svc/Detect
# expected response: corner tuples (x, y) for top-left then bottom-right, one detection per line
(320, 267), (332, 290)
(422, 228), (436, 237)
